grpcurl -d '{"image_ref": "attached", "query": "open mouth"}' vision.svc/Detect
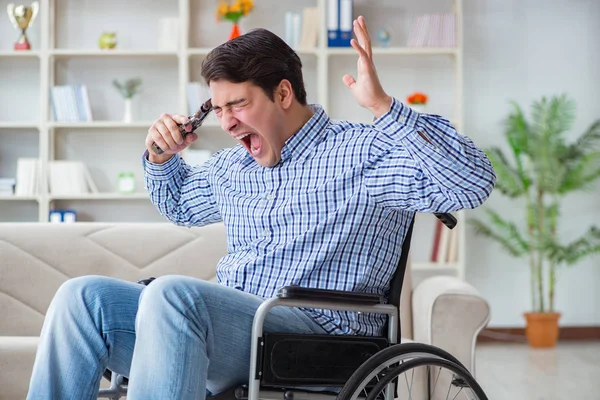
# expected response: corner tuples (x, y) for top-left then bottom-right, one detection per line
(235, 133), (261, 156)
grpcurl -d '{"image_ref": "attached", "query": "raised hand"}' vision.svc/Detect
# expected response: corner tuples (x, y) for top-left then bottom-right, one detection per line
(342, 16), (392, 119)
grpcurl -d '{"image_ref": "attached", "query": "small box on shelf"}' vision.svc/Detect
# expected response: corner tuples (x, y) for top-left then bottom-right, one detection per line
(49, 209), (77, 223)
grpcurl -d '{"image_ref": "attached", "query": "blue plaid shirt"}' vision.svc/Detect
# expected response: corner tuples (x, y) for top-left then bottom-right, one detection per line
(143, 97), (496, 336)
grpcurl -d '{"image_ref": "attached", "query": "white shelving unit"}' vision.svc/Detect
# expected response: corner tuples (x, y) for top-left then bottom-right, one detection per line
(0, 0), (465, 279)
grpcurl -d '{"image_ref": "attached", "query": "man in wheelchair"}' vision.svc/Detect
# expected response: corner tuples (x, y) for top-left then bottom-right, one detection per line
(26, 16), (496, 400)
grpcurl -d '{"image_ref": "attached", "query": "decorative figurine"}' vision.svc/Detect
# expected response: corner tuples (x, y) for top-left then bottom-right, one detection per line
(99, 32), (117, 50)
(376, 28), (391, 48)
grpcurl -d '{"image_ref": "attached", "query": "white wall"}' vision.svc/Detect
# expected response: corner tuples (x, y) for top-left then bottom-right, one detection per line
(462, 0), (600, 327)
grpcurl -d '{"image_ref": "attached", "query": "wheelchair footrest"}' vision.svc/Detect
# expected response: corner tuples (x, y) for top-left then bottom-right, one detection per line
(260, 332), (389, 387)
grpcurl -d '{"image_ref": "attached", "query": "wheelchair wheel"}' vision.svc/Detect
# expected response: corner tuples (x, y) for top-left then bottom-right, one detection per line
(336, 343), (487, 400)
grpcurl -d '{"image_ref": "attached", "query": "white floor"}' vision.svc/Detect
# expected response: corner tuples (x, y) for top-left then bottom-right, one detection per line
(474, 341), (600, 400)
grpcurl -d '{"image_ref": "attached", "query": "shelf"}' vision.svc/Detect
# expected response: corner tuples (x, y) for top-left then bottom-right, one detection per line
(0, 195), (38, 201)
(48, 120), (221, 129)
(49, 121), (154, 129)
(0, 51), (40, 58)
(412, 262), (459, 271)
(187, 48), (318, 57)
(49, 193), (150, 200)
(187, 48), (216, 56)
(0, 122), (39, 129)
(50, 49), (178, 58)
(326, 47), (458, 56)
(0, 0), (466, 280)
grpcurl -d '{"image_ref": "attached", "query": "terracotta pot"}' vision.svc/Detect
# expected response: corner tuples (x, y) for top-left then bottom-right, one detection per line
(524, 312), (561, 348)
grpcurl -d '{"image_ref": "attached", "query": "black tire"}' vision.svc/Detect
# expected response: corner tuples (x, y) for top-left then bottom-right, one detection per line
(336, 342), (470, 400)
(363, 357), (487, 400)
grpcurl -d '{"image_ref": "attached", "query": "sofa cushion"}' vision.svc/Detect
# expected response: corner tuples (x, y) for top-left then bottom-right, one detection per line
(0, 336), (38, 399)
(0, 222), (227, 336)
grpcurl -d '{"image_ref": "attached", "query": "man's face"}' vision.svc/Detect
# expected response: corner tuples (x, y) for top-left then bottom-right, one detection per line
(210, 80), (287, 167)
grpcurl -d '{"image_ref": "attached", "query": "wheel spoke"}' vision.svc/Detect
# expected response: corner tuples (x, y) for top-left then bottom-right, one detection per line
(431, 366), (442, 397)
(451, 387), (464, 400)
(445, 380), (452, 400)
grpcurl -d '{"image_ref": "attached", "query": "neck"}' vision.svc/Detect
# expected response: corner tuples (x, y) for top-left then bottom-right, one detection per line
(282, 103), (315, 142)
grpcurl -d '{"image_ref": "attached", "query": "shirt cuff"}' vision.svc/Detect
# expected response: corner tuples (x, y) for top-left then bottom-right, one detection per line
(373, 97), (421, 140)
(142, 150), (183, 181)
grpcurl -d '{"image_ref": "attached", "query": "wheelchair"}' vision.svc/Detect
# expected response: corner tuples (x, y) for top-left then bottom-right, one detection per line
(99, 213), (489, 400)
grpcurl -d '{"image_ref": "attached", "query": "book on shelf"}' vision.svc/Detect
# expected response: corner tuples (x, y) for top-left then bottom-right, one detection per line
(15, 158), (41, 196)
(50, 84), (93, 122)
(48, 161), (98, 195)
(430, 217), (459, 264)
(187, 82), (211, 115)
(406, 13), (456, 48)
(187, 82), (220, 126)
(284, 7), (319, 51)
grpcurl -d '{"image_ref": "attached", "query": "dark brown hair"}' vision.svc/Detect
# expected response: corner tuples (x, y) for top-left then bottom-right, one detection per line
(201, 28), (307, 105)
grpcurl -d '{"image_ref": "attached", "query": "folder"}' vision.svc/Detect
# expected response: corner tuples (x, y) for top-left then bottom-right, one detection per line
(328, 0), (353, 47)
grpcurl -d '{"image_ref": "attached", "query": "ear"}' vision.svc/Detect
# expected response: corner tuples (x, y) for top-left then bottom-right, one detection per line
(276, 79), (294, 109)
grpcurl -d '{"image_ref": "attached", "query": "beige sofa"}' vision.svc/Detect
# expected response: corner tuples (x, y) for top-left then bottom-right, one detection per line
(0, 222), (490, 400)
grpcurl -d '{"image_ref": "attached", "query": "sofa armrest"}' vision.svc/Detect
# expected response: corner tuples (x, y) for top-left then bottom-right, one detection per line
(411, 276), (490, 375)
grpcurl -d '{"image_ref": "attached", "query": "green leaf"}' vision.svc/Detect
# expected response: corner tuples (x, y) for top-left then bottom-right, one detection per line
(505, 100), (531, 157)
(560, 151), (600, 193)
(469, 210), (529, 257)
(485, 147), (527, 197)
(549, 226), (600, 265)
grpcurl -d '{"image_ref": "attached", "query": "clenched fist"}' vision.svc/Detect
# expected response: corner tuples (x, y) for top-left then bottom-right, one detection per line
(145, 113), (198, 163)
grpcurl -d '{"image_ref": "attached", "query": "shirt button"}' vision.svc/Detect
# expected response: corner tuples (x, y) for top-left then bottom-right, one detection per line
(262, 229), (269, 236)
(266, 194), (274, 200)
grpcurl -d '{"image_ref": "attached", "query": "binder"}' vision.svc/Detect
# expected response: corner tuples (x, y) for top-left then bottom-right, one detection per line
(328, 0), (353, 47)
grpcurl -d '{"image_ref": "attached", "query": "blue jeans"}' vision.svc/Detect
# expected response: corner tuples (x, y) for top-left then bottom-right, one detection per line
(27, 275), (328, 399)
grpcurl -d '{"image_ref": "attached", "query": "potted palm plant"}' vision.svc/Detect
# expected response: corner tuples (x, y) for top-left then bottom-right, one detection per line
(470, 94), (600, 348)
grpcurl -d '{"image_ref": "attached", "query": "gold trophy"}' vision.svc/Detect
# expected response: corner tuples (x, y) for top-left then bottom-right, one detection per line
(7, 2), (39, 51)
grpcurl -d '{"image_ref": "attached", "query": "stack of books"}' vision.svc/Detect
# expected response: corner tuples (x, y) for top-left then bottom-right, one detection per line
(407, 13), (456, 48)
(50, 84), (93, 122)
(0, 178), (15, 195)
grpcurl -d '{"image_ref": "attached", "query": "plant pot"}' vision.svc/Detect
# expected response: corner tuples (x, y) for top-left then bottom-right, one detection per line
(409, 103), (426, 114)
(524, 312), (561, 348)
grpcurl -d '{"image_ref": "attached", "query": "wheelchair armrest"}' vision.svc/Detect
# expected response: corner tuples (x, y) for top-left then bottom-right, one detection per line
(277, 285), (382, 305)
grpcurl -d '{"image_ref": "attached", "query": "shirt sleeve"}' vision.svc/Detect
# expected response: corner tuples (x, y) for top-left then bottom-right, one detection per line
(364, 97), (496, 213)
(142, 150), (222, 226)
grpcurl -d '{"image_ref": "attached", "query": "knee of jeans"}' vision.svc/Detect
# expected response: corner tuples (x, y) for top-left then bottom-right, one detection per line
(51, 275), (111, 312)
(137, 275), (201, 314)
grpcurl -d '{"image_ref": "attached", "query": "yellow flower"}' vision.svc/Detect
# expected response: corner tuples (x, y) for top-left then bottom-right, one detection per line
(241, 0), (253, 15)
(229, 2), (242, 13)
(217, 1), (229, 16)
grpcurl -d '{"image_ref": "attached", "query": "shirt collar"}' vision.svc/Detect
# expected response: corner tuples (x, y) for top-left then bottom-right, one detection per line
(280, 104), (330, 162)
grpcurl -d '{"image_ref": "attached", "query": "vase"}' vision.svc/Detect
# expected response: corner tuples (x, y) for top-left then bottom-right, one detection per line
(409, 104), (426, 114)
(229, 23), (241, 40)
(123, 98), (132, 123)
(524, 312), (561, 348)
